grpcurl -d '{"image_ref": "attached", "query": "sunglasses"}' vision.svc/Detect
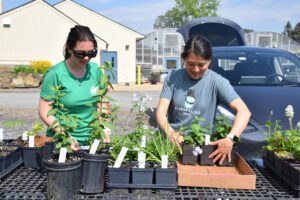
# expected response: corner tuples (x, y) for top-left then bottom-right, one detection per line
(72, 49), (97, 59)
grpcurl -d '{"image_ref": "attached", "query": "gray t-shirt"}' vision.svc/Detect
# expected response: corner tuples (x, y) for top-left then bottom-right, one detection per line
(160, 68), (239, 133)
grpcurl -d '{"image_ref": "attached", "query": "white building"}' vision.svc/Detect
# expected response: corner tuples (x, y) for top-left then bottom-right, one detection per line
(0, 0), (144, 84)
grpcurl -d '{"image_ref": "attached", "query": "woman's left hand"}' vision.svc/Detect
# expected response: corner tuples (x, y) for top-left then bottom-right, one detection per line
(103, 127), (111, 143)
(208, 138), (233, 164)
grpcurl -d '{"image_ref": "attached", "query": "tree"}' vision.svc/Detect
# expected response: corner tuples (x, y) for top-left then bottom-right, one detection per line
(154, 0), (220, 29)
(292, 22), (300, 41)
(283, 21), (293, 38)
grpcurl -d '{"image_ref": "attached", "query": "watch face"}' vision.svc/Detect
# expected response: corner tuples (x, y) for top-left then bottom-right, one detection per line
(233, 135), (239, 142)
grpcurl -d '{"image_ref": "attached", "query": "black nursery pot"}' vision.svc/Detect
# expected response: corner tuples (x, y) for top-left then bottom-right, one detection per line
(108, 162), (131, 186)
(200, 145), (217, 166)
(43, 153), (82, 200)
(44, 142), (55, 158)
(131, 161), (154, 185)
(155, 163), (177, 186)
(218, 145), (237, 167)
(181, 144), (198, 165)
(290, 164), (300, 186)
(22, 146), (44, 169)
(80, 151), (109, 194)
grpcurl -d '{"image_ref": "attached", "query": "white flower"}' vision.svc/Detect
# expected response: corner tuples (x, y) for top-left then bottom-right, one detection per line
(285, 105), (294, 119)
(140, 106), (146, 112)
(297, 121), (300, 129)
(270, 110), (273, 116)
(193, 146), (203, 156)
(142, 125), (149, 130)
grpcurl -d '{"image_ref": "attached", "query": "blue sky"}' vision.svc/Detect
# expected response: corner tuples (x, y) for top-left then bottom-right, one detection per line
(2, 0), (300, 34)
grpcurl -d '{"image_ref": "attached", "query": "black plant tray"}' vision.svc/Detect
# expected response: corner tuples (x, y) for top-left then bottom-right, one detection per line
(0, 159), (23, 180)
(263, 158), (300, 197)
(0, 162), (299, 199)
(108, 183), (177, 189)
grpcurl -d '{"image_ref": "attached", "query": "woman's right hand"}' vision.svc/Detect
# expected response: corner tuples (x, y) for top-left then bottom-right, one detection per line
(70, 136), (80, 151)
(169, 130), (184, 148)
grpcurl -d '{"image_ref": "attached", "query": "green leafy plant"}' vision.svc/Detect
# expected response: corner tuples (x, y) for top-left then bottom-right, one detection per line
(211, 115), (232, 141)
(47, 85), (81, 153)
(142, 131), (178, 165)
(27, 121), (44, 136)
(183, 117), (207, 146)
(87, 61), (115, 150)
(293, 143), (300, 162)
(148, 71), (160, 83)
(13, 65), (33, 74)
(109, 134), (131, 163)
(2, 119), (24, 128)
(264, 106), (300, 158)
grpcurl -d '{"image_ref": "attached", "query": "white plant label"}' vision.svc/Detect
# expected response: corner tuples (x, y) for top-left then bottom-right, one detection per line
(161, 155), (168, 169)
(58, 148), (67, 163)
(205, 134), (211, 145)
(89, 139), (100, 154)
(0, 129), (3, 142)
(113, 147), (128, 168)
(138, 151), (146, 168)
(141, 136), (146, 148)
(22, 131), (28, 141)
(29, 135), (35, 147)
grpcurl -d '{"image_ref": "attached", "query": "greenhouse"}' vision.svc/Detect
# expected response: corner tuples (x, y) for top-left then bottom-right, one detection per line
(245, 32), (300, 56)
(136, 28), (184, 82)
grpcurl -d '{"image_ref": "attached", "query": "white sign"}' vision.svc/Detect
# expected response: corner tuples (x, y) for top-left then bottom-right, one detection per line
(58, 148), (67, 163)
(22, 131), (28, 141)
(205, 135), (211, 145)
(29, 135), (35, 147)
(138, 151), (146, 168)
(141, 136), (146, 148)
(89, 139), (100, 154)
(161, 155), (168, 169)
(0, 129), (3, 142)
(113, 147), (128, 168)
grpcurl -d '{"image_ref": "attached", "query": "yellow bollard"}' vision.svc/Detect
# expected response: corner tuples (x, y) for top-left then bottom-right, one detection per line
(137, 65), (141, 86)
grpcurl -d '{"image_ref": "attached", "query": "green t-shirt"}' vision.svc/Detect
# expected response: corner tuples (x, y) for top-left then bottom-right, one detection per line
(40, 61), (103, 145)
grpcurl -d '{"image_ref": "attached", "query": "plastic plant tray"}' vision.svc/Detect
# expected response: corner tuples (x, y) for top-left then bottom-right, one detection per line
(0, 163), (298, 199)
(263, 158), (300, 198)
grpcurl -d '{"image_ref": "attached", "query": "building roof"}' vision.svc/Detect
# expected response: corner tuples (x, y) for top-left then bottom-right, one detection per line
(1, 0), (144, 41)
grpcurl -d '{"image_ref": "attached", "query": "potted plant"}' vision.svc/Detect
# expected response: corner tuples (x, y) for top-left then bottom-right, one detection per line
(80, 62), (114, 194)
(108, 134), (131, 187)
(143, 131), (178, 187)
(181, 117), (207, 165)
(42, 85), (83, 200)
(210, 115), (237, 167)
(22, 121), (52, 169)
(263, 105), (300, 191)
(148, 71), (160, 84)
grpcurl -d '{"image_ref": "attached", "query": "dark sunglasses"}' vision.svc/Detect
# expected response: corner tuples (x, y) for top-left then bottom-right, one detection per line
(72, 49), (97, 59)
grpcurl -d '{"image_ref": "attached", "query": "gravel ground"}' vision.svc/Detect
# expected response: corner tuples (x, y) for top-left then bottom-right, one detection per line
(0, 108), (156, 140)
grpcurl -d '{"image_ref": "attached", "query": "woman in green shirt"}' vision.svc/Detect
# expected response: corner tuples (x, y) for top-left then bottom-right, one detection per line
(39, 25), (110, 151)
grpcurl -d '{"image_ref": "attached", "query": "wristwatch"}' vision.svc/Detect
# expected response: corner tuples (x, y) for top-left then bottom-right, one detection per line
(227, 132), (239, 143)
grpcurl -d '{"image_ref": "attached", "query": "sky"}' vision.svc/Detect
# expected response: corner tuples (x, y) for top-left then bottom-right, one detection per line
(1, 0), (300, 34)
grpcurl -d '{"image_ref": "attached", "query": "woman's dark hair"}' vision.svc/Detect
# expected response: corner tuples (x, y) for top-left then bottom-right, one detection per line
(63, 25), (97, 59)
(181, 35), (212, 60)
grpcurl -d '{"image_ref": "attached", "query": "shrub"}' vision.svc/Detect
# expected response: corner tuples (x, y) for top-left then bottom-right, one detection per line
(30, 60), (52, 75)
(14, 65), (33, 74)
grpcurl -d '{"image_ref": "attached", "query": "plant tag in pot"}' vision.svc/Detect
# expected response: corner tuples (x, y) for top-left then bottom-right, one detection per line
(0, 128), (3, 142)
(113, 147), (128, 168)
(141, 136), (146, 148)
(89, 139), (100, 154)
(22, 131), (28, 141)
(205, 135), (211, 145)
(161, 155), (168, 169)
(29, 135), (35, 147)
(138, 151), (146, 168)
(58, 147), (67, 163)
